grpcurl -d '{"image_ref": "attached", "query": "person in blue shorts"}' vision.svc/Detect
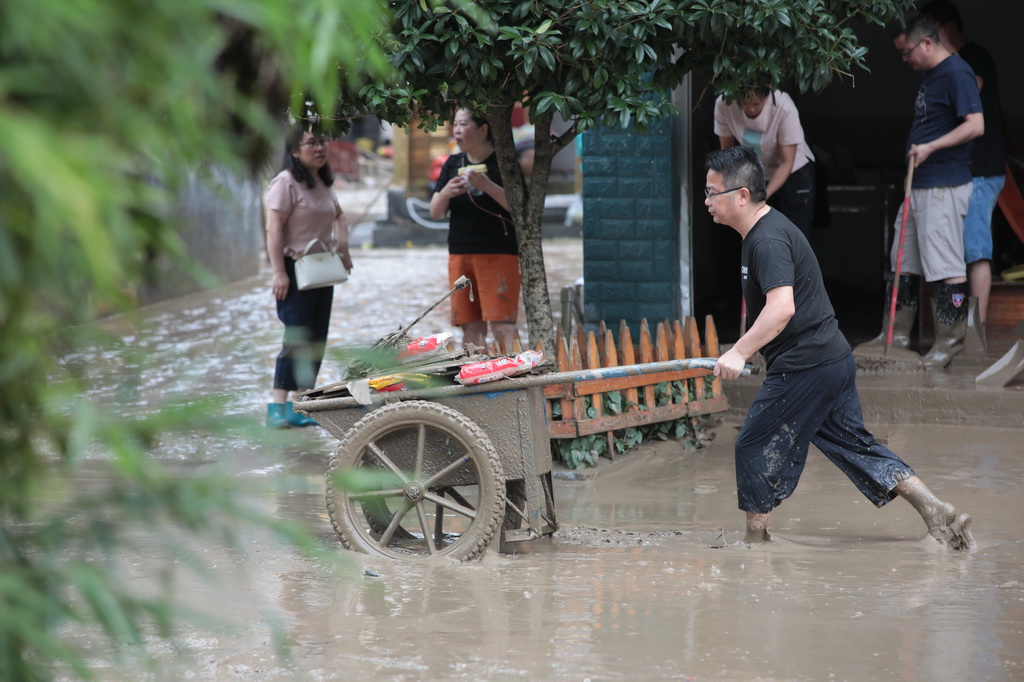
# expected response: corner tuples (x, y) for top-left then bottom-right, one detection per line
(922, 0), (1006, 329)
(706, 146), (975, 551)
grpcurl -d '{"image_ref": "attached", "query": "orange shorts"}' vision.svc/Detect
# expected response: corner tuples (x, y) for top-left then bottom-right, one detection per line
(448, 254), (521, 326)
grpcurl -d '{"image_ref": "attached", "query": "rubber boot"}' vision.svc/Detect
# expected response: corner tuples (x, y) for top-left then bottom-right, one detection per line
(266, 403), (289, 429)
(284, 401), (318, 427)
(853, 272), (919, 356)
(921, 281), (968, 369)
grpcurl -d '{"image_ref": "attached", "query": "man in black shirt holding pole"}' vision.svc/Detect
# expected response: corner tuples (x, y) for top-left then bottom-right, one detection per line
(707, 146), (975, 550)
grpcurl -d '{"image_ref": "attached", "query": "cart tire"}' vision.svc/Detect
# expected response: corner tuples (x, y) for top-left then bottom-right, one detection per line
(326, 400), (505, 561)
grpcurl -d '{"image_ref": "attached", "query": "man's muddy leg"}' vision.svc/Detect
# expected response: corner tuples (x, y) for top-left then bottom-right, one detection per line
(893, 475), (976, 550)
(745, 512), (772, 544)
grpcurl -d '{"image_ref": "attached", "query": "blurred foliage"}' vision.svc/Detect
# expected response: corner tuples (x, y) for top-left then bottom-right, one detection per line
(343, 0), (916, 351)
(0, 0), (387, 678)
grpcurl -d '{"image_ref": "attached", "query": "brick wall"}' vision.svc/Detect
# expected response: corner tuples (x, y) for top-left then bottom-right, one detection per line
(581, 118), (681, 331)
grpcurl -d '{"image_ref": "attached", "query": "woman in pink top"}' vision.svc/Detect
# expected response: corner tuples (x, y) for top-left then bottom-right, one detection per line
(264, 126), (352, 428)
(714, 88), (818, 237)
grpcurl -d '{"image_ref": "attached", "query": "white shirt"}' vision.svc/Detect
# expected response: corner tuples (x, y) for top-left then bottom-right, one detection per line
(713, 91), (815, 179)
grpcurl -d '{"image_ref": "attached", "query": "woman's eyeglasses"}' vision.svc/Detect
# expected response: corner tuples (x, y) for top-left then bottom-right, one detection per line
(300, 138), (331, 148)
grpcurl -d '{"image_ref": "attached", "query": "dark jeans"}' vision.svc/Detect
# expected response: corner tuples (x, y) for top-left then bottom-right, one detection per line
(274, 257), (334, 392)
(770, 161), (816, 238)
(735, 354), (915, 514)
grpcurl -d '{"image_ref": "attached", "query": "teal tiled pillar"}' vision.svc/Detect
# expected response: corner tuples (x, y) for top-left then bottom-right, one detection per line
(580, 118), (680, 332)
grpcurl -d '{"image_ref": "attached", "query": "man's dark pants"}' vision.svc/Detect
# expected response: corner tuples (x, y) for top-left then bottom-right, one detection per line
(770, 161), (816, 237)
(735, 353), (915, 514)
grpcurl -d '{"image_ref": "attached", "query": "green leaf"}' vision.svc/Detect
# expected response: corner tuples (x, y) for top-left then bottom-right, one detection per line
(539, 46), (556, 71)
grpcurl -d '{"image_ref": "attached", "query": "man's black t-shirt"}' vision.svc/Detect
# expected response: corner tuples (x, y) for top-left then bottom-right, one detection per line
(434, 151), (517, 255)
(742, 208), (850, 374)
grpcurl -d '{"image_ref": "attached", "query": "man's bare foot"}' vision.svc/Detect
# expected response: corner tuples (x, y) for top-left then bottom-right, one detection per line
(744, 527), (771, 544)
(928, 509), (976, 551)
(894, 476), (977, 551)
(744, 511), (771, 544)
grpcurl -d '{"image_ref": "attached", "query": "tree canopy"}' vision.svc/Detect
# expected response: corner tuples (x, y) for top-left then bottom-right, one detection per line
(348, 0), (915, 350)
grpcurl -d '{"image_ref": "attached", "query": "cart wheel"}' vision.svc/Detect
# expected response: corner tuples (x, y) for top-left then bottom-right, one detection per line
(326, 400), (505, 561)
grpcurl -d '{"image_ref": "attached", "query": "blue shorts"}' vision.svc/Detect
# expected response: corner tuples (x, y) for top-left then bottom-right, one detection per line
(963, 175), (1005, 264)
(735, 354), (915, 514)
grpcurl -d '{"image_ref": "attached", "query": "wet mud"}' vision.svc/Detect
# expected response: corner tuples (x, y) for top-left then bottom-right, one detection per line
(53, 239), (1024, 680)
(61, 422), (1024, 681)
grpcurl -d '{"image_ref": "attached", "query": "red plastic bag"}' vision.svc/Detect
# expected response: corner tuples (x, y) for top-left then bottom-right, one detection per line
(455, 350), (544, 385)
(398, 331), (454, 362)
(508, 350), (543, 376)
(456, 357), (519, 385)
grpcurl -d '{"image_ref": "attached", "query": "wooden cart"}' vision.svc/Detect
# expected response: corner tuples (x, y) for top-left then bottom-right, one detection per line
(295, 358), (738, 561)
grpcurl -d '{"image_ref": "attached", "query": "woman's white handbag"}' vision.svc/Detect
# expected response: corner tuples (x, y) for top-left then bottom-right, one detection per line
(293, 238), (349, 290)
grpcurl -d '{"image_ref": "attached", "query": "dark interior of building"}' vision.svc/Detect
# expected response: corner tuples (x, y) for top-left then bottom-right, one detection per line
(689, 4), (1024, 346)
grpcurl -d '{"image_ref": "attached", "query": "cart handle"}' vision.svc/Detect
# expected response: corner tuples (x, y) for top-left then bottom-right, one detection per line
(300, 357), (755, 410)
(393, 276), (471, 341)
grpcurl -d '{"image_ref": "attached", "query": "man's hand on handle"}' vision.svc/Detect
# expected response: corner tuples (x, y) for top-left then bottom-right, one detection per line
(714, 347), (749, 381)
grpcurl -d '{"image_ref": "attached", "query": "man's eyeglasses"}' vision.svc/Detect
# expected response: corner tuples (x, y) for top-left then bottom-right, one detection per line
(704, 186), (744, 198)
(898, 39), (925, 58)
(300, 138), (331, 148)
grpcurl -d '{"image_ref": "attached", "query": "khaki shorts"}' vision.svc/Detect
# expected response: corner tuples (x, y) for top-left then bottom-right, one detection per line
(448, 253), (521, 325)
(889, 183), (971, 281)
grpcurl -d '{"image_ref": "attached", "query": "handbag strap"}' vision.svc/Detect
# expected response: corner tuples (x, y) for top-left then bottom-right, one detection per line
(300, 238), (333, 258)
(467, 191), (511, 237)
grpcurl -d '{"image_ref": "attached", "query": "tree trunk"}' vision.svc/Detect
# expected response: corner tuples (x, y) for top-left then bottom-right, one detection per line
(486, 105), (556, 354)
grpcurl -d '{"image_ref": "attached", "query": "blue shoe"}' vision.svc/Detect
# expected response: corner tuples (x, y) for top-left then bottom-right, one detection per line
(266, 403), (289, 428)
(285, 401), (318, 427)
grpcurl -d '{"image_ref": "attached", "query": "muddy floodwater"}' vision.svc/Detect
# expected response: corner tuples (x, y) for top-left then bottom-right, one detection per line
(57, 240), (1024, 681)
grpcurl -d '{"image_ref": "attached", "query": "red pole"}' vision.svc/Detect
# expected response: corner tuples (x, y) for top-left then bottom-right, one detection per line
(886, 151), (916, 350)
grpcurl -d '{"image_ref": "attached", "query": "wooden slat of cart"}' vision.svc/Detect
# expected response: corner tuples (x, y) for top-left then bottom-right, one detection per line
(619, 320), (641, 414)
(575, 396), (729, 436)
(543, 334), (576, 437)
(704, 315), (723, 397)
(569, 368), (710, 396)
(638, 319), (657, 412)
(681, 317), (703, 429)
